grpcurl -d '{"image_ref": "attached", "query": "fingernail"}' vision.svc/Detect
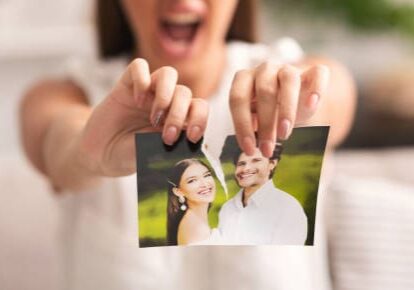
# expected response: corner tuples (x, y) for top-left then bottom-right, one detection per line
(278, 119), (292, 140)
(188, 126), (202, 143)
(151, 110), (164, 127)
(308, 93), (319, 109)
(259, 140), (275, 158)
(242, 136), (256, 155)
(163, 126), (178, 145)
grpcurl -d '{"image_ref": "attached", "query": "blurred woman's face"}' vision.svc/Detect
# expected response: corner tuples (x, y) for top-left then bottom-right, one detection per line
(122, 0), (237, 69)
(178, 163), (216, 205)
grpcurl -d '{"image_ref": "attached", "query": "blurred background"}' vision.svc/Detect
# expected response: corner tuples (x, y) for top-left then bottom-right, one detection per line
(0, 0), (413, 289)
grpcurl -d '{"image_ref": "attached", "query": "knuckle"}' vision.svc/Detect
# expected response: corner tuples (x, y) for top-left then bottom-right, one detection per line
(256, 83), (276, 99)
(313, 64), (329, 77)
(191, 98), (209, 109)
(229, 89), (247, 106)
(160, 66), (178, 78)
(156, 94), (171, 108)
(175, 85), (192, 98)
(234, 69), (251, 81)
(257, 61), (275, 73)
(278, 65), (298, 83)
(130, 58), (147, 69)
(156, 99), (170, 110)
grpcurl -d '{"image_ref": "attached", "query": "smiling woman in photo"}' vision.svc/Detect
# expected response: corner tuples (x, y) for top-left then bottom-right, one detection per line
(167, 158), (221, 245)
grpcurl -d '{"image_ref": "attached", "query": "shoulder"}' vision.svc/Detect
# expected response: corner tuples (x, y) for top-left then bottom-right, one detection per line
(220, 194), (239, 215)
(177, 211), (210, 245)
(275, 188), (307, 218)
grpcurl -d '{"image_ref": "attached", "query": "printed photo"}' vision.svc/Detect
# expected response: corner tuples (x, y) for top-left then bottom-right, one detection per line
(136, 126), (329, 247)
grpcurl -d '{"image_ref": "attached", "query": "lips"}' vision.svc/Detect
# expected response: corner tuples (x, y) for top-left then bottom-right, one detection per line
(197, 187), (213, 196)
(157, 8), (206, 58)
(161, 20), (200, 42)
(237, 170), (258, 180)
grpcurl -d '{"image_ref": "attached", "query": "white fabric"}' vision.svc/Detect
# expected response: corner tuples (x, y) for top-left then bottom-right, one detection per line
(327, 151), (414, 290)
(218, 180), (308, 245)
(61, 39), (331, 290)
(188, 228), (223, 246)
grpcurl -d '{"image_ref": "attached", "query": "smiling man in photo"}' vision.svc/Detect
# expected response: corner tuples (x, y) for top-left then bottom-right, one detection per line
(218, 143), (308, 245)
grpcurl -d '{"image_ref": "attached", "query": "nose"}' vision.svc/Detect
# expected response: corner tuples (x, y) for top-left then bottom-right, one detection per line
(199, 177), (211, 188)
(199, 179), (208, 188)
(244, 162), (253, 171)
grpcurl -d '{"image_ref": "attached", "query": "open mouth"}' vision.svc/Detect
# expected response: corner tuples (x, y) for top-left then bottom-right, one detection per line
(161, 14), (202, 43)
(238, 171), (257, 180)
(158, 12), (204, 57)
(197, 187), (212, 196)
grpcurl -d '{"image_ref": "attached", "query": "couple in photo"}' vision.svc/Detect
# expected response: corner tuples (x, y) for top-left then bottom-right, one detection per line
(166, 143), (308, 246)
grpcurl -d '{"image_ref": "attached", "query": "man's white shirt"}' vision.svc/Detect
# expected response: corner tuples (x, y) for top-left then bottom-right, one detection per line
(218, 180), (308, 245)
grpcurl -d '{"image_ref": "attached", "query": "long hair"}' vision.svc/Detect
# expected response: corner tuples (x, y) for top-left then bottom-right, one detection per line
(96, 0), (258, 59)
(166, 158), (212, 246)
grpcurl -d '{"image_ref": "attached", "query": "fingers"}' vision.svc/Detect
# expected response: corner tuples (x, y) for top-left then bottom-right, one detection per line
(186, 98), (209, 143)
(277, 65), (301, 140)
(231, 62), (313, 158)
(122, 58), (151, 103)
(118, 60), (208, 145)
(150, 66), (179, 127)
(230, 69), (256, 156)
(162, 85), (192, 145)
(255, 62), (279, 157)
(297, 64), (330, 124)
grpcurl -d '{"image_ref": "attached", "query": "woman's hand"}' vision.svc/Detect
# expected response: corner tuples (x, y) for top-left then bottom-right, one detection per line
(229, 62), (330, 157)
(78, 58), (209, 177)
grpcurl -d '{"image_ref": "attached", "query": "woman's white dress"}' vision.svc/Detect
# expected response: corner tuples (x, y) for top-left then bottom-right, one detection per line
(60, 39), (331, 290)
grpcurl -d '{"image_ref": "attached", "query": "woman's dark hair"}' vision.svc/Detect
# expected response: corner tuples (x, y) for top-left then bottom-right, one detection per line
(166, 158), (213, 246)
(96, 0), (258, 59)
(233, 142), (283, 179)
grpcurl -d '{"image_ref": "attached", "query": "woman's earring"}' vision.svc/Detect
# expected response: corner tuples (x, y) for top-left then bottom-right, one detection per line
(178, 196), (187, 211)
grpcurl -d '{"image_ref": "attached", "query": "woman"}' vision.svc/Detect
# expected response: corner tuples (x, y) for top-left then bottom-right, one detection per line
(166, 159), (220, 246)
(20, 0), (356, 289)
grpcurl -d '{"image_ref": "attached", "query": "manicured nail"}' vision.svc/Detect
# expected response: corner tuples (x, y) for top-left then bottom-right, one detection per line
(151, 110), (164, 127)
(188, 126), (202, 143)
(163, 126), (178, 145)
(308, 93), (319, 109)
(242, 136), (256, 155)
(278, 119), (292, 140)
(259, 140), (275, 158)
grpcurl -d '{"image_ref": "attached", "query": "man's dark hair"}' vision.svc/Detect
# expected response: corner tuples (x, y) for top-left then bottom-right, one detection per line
(233, 142), (284, 179)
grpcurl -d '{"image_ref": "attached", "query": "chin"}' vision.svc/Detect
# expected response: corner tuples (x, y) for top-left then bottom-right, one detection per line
(237, 181), (251, 189)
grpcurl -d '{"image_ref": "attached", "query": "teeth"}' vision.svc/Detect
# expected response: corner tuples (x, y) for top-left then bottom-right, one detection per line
(164, 13), (201, 25)
(198, 188), (211, 195)
(240, 172), (255, 179)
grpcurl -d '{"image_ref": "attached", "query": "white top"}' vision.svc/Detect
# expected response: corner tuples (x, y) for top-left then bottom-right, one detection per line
(218, 180), (308, 245)
(188, 228), (223, 246)
(61, 39), (331, 290)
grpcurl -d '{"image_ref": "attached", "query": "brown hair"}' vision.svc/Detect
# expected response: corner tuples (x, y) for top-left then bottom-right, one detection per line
(166, 158), (213, 246)
(96, 0), (258, 59)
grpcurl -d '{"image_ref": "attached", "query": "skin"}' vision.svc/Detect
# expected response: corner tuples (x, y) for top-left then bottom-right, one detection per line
(235, 148), (276, 206)
(172, 163), (216, 244)
(20, 0), (356, 192)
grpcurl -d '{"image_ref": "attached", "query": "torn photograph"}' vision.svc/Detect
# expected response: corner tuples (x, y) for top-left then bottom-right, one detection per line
(136, 126), (329, 247)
